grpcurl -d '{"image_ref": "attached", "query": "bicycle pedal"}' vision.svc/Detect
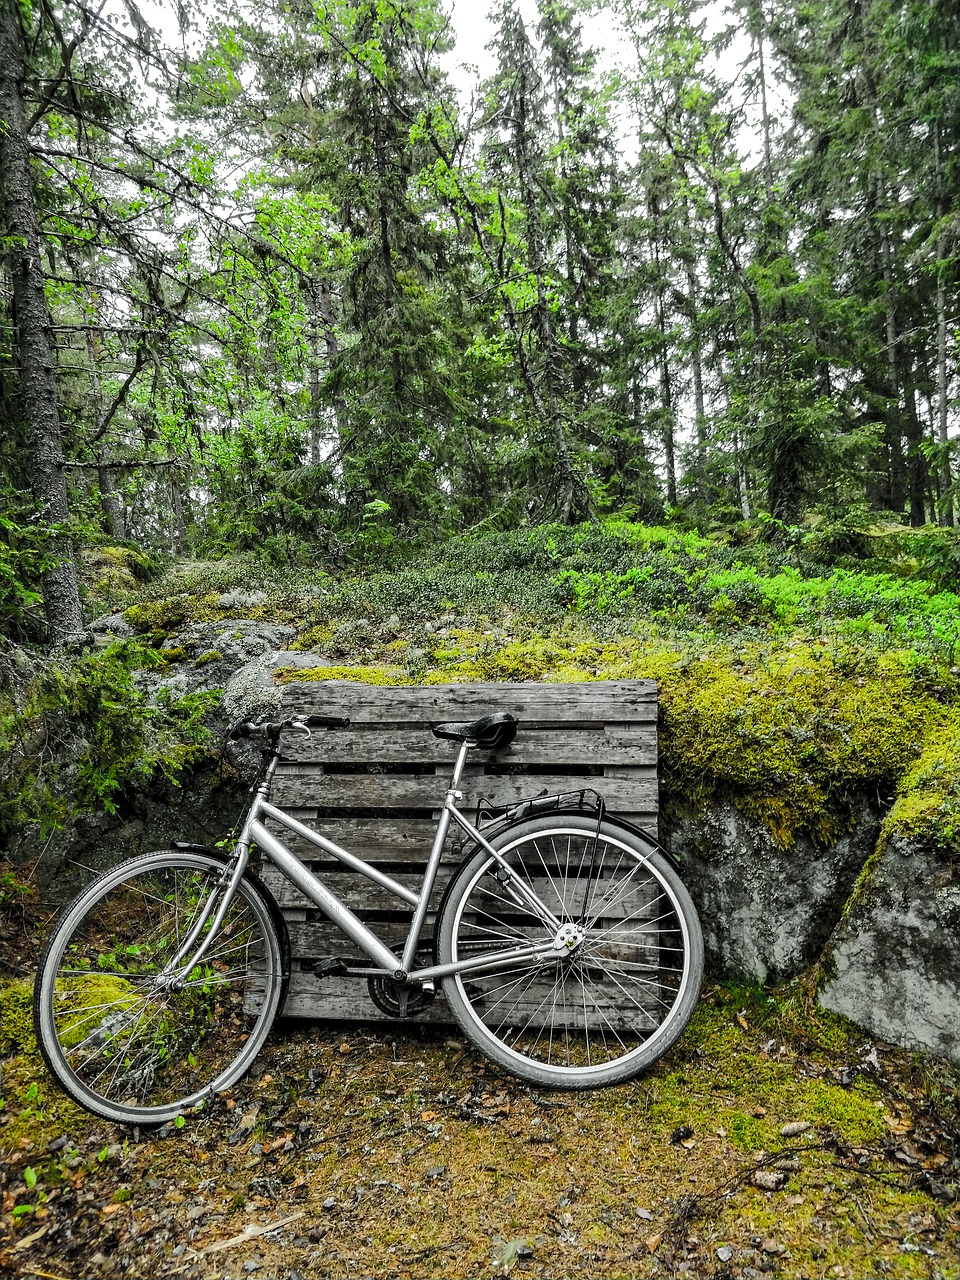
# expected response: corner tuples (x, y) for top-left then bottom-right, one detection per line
(312, 957), (348, 979)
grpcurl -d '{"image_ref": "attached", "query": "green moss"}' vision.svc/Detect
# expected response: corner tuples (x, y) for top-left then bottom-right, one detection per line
(881, 713), (960, 848)
(52, 974), (140, 1048)
(274, 664), (409, 686)
(123, 592), (225, 633)
(638, 999), (886, 1152)
(193, 649), (223, 666)
(0, 977), (36, 1056)
(291, 623), (335, 652)
(0, 642), (218, 839)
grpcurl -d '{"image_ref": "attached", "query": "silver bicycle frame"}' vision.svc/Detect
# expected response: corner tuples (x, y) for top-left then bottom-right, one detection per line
(169, 736), (565, 986)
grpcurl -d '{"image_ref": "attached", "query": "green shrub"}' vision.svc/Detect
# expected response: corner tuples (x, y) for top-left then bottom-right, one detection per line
(0, 642), (219, 840)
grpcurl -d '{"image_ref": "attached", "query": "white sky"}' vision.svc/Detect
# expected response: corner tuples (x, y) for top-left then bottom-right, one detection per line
(439, 0), (789, 161)
(135, 0), (787, 158)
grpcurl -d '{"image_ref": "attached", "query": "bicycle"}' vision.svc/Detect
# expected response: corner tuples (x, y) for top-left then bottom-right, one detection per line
(34, 709), (704, 1125)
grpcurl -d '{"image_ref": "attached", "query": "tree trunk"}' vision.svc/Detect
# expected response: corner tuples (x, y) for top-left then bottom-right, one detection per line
(682, 199), (707, 502)
(513, 69), (584, 523)
(903, 377), (928, 527)
(933, 124), (954, 526)
(0, 0), (83, 641)
(753, 2), (775, 202)
(654, 285), (677, 508)
(169, 467), (187, 554)
(873, 180), (907, 517)
(84, 305), (125, 540)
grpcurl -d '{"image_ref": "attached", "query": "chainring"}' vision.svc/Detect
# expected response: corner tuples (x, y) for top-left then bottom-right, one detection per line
(367, 951), (436, 1018)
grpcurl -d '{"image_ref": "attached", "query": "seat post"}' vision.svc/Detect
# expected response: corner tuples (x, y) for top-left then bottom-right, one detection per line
(449, 739), (471, 790)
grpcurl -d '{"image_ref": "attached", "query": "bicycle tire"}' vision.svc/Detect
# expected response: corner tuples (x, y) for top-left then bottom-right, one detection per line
(436, 813), (703, 1088)
(34, 849), (286, 1125)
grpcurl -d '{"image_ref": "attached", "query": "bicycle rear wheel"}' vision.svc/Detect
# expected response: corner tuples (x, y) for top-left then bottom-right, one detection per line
(34, 850), (286, 1125)
(437, 813), (703, 1088)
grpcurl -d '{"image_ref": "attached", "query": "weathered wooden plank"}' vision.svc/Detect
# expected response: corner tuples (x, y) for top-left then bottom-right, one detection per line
(281, 680), (658, 723)
(272, 772), (658, 812)
(281, 965), (661, 1030)
(282, 970), (453, 1024)
(256, 810), (660, 890)
(280, 726), (658, 767)
(287, 919), (420, 956)
(259, 817), (446, 862)
(264, 868), (452, 911)
(280, 974), (660, 1030)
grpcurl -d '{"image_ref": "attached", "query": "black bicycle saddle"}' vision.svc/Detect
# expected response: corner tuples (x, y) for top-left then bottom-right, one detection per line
(431, 711), (518, 751)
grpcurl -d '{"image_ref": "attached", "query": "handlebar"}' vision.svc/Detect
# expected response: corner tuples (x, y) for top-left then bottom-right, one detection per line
(230, 713), (350, 740)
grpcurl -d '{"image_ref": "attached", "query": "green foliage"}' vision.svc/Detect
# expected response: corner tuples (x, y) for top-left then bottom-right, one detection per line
(0, 642), (219, 841)
(0, 978), (36, 1057)
(0, 512), (66, 637)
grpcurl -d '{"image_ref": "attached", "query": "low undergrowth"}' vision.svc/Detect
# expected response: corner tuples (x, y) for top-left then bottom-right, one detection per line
(0, 642), (219, 849)
(1, 982), (957, 1280)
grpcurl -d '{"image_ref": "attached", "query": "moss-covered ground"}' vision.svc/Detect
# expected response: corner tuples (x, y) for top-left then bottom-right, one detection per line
(4, 520), (960, 1276)
(2, 979), (958, 1280)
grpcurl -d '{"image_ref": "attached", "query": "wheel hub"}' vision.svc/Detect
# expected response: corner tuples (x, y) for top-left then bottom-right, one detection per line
(553, 922), (585, 953)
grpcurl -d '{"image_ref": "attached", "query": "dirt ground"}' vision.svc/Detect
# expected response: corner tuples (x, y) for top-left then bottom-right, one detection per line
(2, 979), (959, 1280)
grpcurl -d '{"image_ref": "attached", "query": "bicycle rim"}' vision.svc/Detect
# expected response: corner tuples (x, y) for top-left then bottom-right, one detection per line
(440, 821), (702, 1085)
(35, 852), (282, 1124)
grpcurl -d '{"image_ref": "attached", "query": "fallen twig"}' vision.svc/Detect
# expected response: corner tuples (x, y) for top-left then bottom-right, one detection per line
(184, 1210), (306, 1260)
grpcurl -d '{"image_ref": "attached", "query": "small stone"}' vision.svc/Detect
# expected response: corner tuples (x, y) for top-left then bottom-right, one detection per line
(716, 1245), (734, 1262)
(322, 1197), (337, 1211)
(752, 1169), (789, 1192)
(760, 1238), (785, 1255)
(669, 1125), (694, 1144)
(780, 1121), (810, 1138)
(425, 1165), (446, 1180)
(635, 1207), (654, 1220)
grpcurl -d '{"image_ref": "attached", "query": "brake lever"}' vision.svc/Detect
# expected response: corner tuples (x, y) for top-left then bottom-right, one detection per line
(289, 720), (312, 738)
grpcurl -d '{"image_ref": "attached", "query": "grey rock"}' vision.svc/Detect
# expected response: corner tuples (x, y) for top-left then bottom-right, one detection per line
(88, 613), (135, 639)
(223, 656), (283, 727)
(275, 651), (331, 670)
(664, 800), (881, 982)
(818, 833), (960, 1065)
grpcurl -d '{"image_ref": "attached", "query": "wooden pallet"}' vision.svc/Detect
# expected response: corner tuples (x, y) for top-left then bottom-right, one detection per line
(260, 680), (658, 1021)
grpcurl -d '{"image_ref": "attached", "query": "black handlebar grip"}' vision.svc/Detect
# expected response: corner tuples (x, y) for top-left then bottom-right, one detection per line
(305, 714), (351, 729)
(230, 721), (258, 739)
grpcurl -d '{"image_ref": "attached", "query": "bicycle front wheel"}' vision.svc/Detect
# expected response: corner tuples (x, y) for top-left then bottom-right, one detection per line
(34, 850), (286, 1125)
(437, 813), (703, 1088)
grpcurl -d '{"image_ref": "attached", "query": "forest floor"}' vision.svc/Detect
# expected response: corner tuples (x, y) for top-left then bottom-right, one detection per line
(1, 884), (958, 1280)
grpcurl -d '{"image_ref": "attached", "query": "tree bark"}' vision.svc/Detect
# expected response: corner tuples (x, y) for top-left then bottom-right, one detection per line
(682, 198), (707, 502)
(933, 123), (954, 526)
(0, 0), (83, 641)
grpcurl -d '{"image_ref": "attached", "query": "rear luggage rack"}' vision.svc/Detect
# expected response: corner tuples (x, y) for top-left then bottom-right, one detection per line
(477, 786), (607, 829)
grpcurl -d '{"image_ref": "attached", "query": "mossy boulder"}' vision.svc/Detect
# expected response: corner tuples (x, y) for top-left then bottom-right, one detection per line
(818, 832), (960, 1063)
(665, 799), (882, 983)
